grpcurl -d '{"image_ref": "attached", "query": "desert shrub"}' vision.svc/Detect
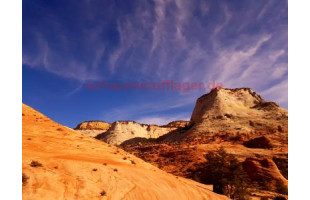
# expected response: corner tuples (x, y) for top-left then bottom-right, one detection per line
(92, 168), (98, 171)
(30, 160), (42, 167)
(22, 173), (29, 186)
(100, 190), (106, 196)
(203, 147), (250, 199)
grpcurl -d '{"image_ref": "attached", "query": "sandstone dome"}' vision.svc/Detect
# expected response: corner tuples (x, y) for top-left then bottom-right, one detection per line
(22, 104), (228, 200)
(96, 121), (177, 145)
(160, 88), (288, 142)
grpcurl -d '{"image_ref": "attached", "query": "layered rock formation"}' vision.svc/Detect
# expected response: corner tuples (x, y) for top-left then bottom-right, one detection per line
(75, 120), (110, 130)
(96, 121), (178, 145)
(22, 104), (228, 200)
(160, 88), (288, 143)
(121, 88), (288, 199)
(189, 88), (287, 132)
(75, 121), (111, 137)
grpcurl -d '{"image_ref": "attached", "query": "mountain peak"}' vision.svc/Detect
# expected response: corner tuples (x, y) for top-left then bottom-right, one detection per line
(158, 88), (288, 143)
(190, 87), (281, 126)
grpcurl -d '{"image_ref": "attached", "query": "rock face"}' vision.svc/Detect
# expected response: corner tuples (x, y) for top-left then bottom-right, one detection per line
(190, 88), (287, 133)
(96, 121), (177, 145)
(161, 88), (288, 143)
(75, 121), (111, 137)
(243, 136), (273, 149)
(75, 120), (110, 130)
(22, 104), (228, 200)
(121, 88), (288, 199)
(242, 158), (288, 194)
(191, 88), (287, 131)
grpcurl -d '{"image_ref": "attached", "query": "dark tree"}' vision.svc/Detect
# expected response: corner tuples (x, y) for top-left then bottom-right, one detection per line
(203, 147), (250, 199)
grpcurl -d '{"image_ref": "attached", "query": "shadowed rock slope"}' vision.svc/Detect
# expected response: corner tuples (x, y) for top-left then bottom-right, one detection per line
(22, 104), (228, 200)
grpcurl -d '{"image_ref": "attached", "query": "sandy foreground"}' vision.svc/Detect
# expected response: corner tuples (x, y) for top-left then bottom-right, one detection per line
(22, 104), (228, 200)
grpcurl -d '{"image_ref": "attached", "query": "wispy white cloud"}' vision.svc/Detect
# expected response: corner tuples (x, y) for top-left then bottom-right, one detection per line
(23, 31), (102, 82)
(24, 0), (288, 114)
(260, 79), (288, 106)
(99, 93), (197, 122)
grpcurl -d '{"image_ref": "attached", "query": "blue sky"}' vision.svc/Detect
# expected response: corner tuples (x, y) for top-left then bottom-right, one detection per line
(23, 0), (288, 128)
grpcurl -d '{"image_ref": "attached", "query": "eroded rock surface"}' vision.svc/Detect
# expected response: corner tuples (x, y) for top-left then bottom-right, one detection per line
(22, 104), (228, 200)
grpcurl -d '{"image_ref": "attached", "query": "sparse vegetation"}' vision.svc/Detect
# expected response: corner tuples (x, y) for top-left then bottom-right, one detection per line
(100, 190), (106, 196)
(202, 148), (250, 199)
(103, 163), (107, 166)
(224, 114), (233, 118)
(30, 160), (43, 167)
(130, 160), (136, 165)
(114, 150), (120, 154)
(22, 173), (29, 186)
(123, 157), (127, 160)
(113, 168), (118, 172)
(93, 168), (98, 171)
